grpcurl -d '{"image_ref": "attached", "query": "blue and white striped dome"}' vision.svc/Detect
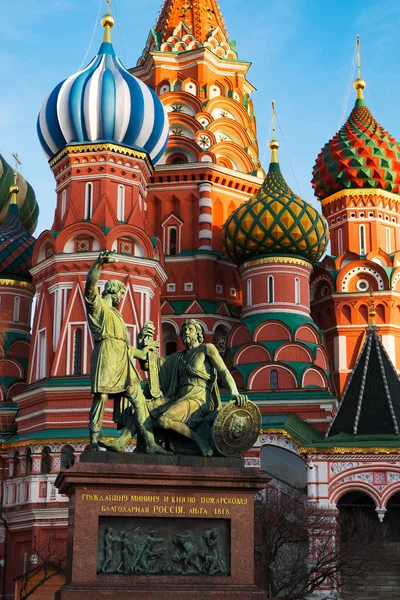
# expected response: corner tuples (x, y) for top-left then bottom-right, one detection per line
(37, 39), (169, 165)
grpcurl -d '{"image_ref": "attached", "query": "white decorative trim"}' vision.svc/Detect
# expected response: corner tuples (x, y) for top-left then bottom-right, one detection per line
(199, 198), (212, 208)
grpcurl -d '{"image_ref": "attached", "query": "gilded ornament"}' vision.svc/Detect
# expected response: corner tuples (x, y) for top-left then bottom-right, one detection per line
(213, 400), (261, 457)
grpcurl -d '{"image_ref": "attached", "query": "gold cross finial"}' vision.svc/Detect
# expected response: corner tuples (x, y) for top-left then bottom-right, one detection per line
(12, 152), (21, 187)
(271, 100), (276, 139)
(9, 152), (21, 204)
(269, 101), (279, 163)
(354, 35), (365, 100)
(368, 289), (376, 327)
(101, 0), (114, 42)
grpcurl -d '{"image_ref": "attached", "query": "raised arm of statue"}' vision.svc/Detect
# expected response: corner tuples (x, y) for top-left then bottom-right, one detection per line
(85, 250), (115, 302)
(206, 343), (248, 407)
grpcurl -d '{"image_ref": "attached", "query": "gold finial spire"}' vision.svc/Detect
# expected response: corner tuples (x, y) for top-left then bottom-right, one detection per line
(101, 0), (114, 43)
(269, 100), (279, 163)
(354, 35), (366, 100)
(368, 289), (376, 327)
(9, 152), (21, 205)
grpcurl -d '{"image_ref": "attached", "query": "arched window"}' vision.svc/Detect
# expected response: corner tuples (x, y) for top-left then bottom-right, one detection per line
(267, 276), (274, 303)
(84, 182), (93, 220)
(73, 329), (83, 375)
(13, 452), (20, 477)
(173, 80), (182, 91)
(168, 227), (177, 255)
(117, 185), (125, 222)
(26, 449), (32, 475)
(295, 278), (300, 305)
(270, 370), (278, 390)
(13, 296), (20, 322)
(359, 224), (366, 255)
(337, 228), (343, 255)
(40, 447), (51, 475)
(386, 227), (391, 254)
(61, 189), (67, 219)
(61, 446), (75, 470)
(247, 279), (252, 307)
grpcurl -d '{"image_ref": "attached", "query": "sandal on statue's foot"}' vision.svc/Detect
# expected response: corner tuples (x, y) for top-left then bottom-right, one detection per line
(98, 436), (129, 452)
(146, 443), (172, 455)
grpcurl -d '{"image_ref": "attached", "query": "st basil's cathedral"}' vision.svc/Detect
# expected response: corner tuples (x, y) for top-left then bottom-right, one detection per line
(1, 0), (400, 597)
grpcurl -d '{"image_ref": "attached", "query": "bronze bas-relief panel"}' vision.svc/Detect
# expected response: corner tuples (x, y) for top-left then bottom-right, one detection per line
(97, 517), (230, 577)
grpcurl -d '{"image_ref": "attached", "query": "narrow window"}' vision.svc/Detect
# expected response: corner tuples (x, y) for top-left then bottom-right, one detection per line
(268, 276), (274, 303)
(85, 183), (93, 220)
(13, 296), (20, 322)
(359, 224), (366, 255)
(337, 228), (343, 255)
(61, 189), (67, 219)
(73, 329), (83, 375)
(386, 227), (391, 254)
(247, 279), (252, 306)
(168, 227), (177, 255)
(270, 370), (278, 390)
(26, 449), (32, 475)
(295, 278), (300, 305)
(13, 452), (20, 477)
(37, 330), (46, 380)
(40, 447), (51, 475)
(61, 446), (75, 470)
(117, 185), (125, 222)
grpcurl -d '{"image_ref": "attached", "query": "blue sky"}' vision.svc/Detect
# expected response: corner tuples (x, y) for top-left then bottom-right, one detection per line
(2, 0), (400, 234)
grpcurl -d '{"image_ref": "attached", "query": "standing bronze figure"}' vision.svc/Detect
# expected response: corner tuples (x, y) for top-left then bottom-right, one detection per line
(85, 251), (166, 454)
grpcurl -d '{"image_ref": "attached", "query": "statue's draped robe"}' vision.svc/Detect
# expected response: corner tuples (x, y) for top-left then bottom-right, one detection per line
(156, 345), (222, 423)
(85, 291), (140, 426)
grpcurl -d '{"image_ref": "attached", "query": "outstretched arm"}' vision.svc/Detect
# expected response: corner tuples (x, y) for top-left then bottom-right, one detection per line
(207, 343), (248, 407)
(85, 250), (115, 300)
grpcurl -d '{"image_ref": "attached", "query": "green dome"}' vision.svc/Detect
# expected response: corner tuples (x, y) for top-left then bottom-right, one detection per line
(0, 154), (39, 234)
(223, 155), (329, 266)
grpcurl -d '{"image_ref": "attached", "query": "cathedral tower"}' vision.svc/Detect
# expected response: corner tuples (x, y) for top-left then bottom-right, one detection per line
(311, 40), (400, 394)
(222, 122), (335, 436)
(132, 0), (264, 352)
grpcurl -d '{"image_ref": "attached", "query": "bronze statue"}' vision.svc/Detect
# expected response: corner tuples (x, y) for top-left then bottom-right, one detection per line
(85, 251), (166, 454)
(101, 319), (249, 456)
(86, 252), (261, 456)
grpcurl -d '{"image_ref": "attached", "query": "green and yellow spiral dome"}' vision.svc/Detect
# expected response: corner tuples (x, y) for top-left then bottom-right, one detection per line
(223, 140), (329, 265)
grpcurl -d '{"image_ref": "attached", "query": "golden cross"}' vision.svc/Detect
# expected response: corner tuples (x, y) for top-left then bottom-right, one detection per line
(271, 100), (276, 138)
(107, 0), (111, 14)
(12, 152), (21, 187)
(356, 34), (361, 79)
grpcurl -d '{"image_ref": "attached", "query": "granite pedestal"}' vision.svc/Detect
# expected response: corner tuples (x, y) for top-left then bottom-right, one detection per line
(55, 451), (269, 600)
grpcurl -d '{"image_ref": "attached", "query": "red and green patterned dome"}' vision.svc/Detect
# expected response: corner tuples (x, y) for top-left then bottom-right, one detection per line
(312, 84), (400, 200)
(223, 141), (329, 265)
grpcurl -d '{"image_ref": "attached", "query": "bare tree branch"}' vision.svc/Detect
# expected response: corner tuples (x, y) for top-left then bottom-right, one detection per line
(15, 532), (66, 600)
(255, 486), (387, 600)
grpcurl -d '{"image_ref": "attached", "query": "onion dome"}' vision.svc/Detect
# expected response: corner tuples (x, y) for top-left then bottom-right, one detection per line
(0, 183), (35, 280)
(37, 9), (169, 165)
(223, 139), (329, 265)
(0, 154), (38, 234)
(312, 70), (400, 199)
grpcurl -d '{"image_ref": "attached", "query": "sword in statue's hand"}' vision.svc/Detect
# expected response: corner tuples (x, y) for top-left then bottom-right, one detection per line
(141, 322), (161, 399)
